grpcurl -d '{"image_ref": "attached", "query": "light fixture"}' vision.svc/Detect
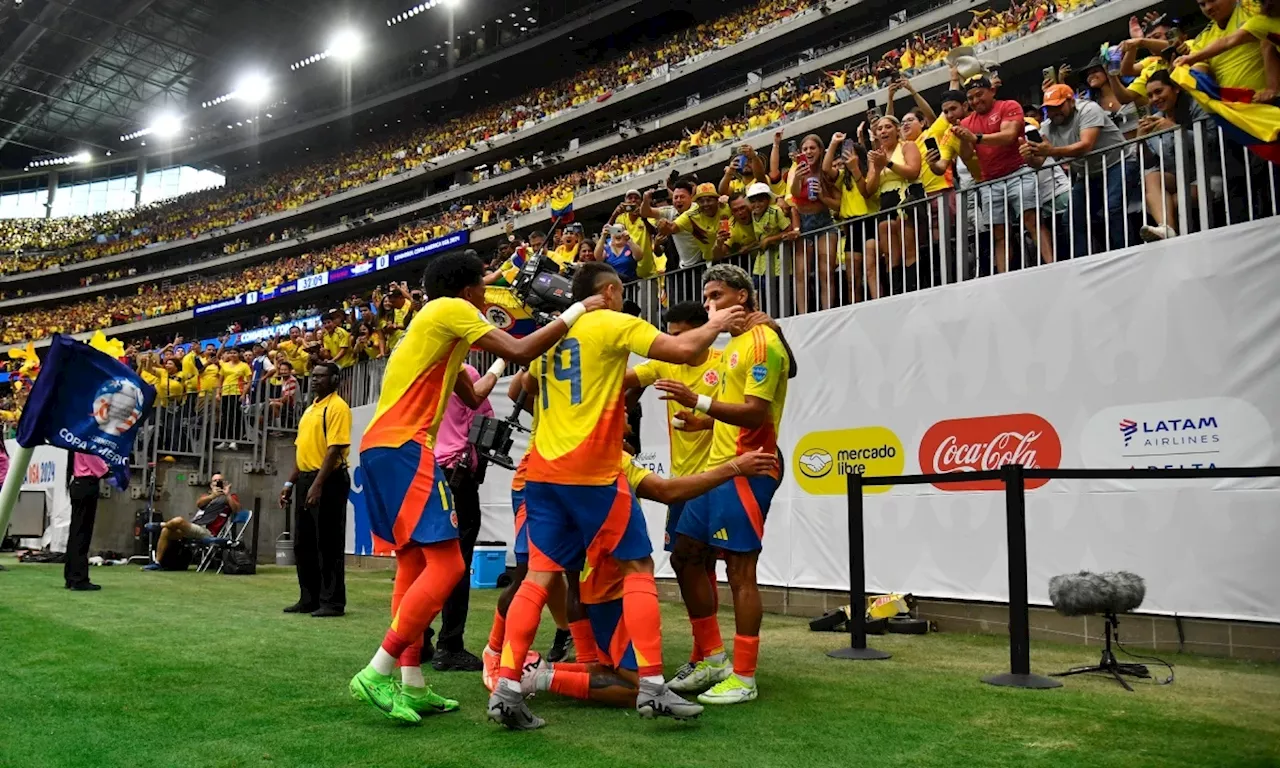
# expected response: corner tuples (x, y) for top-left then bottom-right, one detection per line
(234, 72), (270, 104)
(25, 151), (92, 170)
(151, 113), (182, 138)
(326, 27), (362, 61)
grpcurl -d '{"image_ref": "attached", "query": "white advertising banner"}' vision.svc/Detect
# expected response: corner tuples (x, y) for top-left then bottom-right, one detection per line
(346, 219), (1280, 622)
(6, 441), (72, 551)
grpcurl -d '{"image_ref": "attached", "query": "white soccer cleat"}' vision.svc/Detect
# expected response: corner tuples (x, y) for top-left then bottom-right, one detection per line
(519, 651), (545, 698)
(636, 680), (703, 721)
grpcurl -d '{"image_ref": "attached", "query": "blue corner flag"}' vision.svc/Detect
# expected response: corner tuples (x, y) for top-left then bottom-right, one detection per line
(15, 334), (156, 489)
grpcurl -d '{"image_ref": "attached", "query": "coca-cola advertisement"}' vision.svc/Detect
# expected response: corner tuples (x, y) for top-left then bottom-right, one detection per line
(917, 413), (1062, 491)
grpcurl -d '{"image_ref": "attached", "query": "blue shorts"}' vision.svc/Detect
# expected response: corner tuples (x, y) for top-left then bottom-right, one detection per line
(585, 598), (637, 672)
(663, 501), (686, 553)
(359, 442), (458, 549)
(676, 475), (778, 553)
(525, 477), (652, 573)
(511, 489), (529, 564)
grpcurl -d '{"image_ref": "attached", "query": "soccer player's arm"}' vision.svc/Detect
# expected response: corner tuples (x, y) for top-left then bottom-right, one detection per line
(644, 308), (741, 365)
(632, 450), (779, 505)
(662, 334), (784, 429)
(453, 364), (497, 409)
(469, 298), (604, 366)
(626, 360), (662, 391)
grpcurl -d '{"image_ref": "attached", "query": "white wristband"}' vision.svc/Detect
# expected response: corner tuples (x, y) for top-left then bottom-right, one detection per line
(487, 359), (507, 378)
(560, 302), (587, 328)
(694, 395), (713, 414)
(671, 416), (686, 429)
(283, 481), (294, 490)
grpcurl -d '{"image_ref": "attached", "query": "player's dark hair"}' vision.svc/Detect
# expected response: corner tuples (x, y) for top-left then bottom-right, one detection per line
(939, 89), (967, 107)
(622, 300), (642, 317)
(424, 250), (485, 299)
(664, 301), (708, 328)
(570, 261), (619, 302)
(673, 179), (696, 194)
(727, 191), (747, 204)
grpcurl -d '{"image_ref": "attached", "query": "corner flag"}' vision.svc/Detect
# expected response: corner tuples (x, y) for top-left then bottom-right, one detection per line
(15, 334), (155, 490)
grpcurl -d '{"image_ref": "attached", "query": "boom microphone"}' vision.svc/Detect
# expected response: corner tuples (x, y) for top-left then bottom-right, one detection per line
(1048, 571), (1146, 617)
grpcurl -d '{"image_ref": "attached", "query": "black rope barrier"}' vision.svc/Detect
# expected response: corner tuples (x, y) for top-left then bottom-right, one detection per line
(828, 463), (1280, 690)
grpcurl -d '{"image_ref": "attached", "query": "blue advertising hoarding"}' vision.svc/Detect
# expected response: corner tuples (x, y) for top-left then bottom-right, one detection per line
(192, 230), (469, 318)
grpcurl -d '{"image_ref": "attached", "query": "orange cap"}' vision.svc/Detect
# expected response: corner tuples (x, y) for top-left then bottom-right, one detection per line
(694, 182), (719, 200)
(1042, 84), (1075, 107)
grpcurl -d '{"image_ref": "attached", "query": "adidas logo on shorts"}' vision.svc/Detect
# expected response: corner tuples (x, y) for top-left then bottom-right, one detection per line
(713, 528), (729, 541)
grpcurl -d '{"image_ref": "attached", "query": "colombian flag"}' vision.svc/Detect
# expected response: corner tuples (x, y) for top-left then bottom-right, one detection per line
(550, 187), (575, 223)
(482, 286), (538, 339)
(1171, 65), (1280, 164)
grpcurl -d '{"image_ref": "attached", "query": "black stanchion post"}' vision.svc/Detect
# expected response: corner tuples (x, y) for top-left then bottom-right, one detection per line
(982, 464), (1061, 689)
(250, 497), (261, 565)
(828, 471), (891, 661)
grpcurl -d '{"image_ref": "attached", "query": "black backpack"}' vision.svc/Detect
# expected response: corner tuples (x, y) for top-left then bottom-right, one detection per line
(221, 544), (256, 575)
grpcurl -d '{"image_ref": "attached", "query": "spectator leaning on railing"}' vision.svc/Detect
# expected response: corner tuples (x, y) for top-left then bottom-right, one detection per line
(1021, 84), (1138, 257)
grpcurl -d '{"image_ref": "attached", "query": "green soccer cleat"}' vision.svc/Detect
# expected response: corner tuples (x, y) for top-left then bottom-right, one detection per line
(350, 666), (421, 724)
(400, 684), (460, 716)
(697, 674), (758, 705)
(668, 657), (732, 694)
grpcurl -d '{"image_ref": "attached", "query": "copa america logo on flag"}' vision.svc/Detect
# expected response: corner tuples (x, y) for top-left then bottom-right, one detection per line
(92, 379), (146, 436)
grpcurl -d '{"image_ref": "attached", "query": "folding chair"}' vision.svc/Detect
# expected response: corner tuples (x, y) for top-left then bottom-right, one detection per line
(196, 509), (253, 574)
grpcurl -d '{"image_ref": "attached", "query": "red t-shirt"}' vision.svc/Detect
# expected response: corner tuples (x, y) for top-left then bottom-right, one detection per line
(960, 100), (1027, 180)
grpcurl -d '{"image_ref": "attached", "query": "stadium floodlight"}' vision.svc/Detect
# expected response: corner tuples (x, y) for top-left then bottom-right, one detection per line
(24, 151), (92, 170)
(326, 27), (362, 60)
(150, 113), (183, 138)
(235, 73), (270, 104)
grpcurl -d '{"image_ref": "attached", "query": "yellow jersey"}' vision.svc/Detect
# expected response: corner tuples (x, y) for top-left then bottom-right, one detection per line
(708, 326), (788, 478)
(527, 311), (660, 485)
(295, 392), (352, 472)
(632, 349), (723, 478)
(322, 326), (357, 369)
(1192, 4), (1268, 92)
(181, 351), (201, 394)
(361, 297), (494, 452)
(1244, 12), (1280, 51)
(199, 359), (222, 395)
(219, 361), (252, 397)
(672, 204), (731, 264)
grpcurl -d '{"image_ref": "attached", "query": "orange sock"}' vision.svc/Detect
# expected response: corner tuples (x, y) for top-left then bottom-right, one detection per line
(500, 580), (549, 682)
(550, 661), (589, 673)
(386, 541), (465, 651)
(733, 634), (759, 679)
(548, 670), (591, 700)
(691, 616), (724, 659)
(487, 609), (506, 654)
(622, 573), (663, 678)
(689, 640), (702, 665)
(569, 619), (599, 664)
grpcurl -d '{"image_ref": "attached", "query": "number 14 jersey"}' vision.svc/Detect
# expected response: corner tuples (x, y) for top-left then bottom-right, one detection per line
(527, 310), (659, 486)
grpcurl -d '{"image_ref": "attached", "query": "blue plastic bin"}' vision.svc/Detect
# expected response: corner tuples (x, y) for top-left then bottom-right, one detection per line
(471, 545), (507, 589)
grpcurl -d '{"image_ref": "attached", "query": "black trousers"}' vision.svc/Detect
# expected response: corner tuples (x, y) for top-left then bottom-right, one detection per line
(427, 465), (482, 652)
(65, 477), (100, 587)
(293, 469), (350, 610)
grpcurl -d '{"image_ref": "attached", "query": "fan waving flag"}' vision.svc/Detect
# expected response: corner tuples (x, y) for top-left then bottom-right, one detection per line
(482, 286), (538, 338)
(1171, 65), (1280, 164)
(15, 334), (156, 490)
(550, 187), (575, 223)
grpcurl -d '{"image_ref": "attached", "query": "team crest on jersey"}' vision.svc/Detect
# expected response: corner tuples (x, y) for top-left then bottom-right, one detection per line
(702, 369), (720, 387)
(484, 306), (514, 330)
(450, 510), (458, 529)
(728, 351), (740, 369)
(751, 364), (768, 384)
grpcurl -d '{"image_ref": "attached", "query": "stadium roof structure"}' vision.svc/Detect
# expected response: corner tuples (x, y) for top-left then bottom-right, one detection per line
(0, 0), (622, 172)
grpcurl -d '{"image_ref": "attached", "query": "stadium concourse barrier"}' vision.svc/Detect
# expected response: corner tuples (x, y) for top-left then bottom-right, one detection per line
(835, 465), (1280, 688)
(0, 0), (1143, 316)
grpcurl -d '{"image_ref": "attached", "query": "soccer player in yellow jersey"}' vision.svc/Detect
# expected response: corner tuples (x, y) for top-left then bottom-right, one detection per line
(655, 264), (790, 706)
(349, 250), (605, 725)
(488, 262), (744, 730)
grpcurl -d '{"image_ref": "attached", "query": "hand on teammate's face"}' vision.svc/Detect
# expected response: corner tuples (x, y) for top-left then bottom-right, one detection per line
(707, 304), (746, 333)
(654, 379), (697, 408)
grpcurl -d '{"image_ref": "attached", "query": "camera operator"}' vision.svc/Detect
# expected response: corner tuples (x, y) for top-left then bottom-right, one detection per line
(143, 472), (241, 572)
(421, 361), (502, 670)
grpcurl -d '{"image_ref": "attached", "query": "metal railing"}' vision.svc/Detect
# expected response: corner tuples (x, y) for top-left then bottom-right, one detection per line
(128, 116), (1280, 482)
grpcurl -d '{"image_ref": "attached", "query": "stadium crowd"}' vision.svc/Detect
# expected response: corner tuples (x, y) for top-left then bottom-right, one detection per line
(4, 0), (1280, 345)
(0, 0), (818, 273)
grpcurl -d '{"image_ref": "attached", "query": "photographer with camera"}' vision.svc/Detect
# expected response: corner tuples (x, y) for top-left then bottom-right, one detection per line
(143, 472), (241, 572)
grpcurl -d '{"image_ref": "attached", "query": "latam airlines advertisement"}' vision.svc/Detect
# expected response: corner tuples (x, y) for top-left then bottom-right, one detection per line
(193, 231), (469, 317)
